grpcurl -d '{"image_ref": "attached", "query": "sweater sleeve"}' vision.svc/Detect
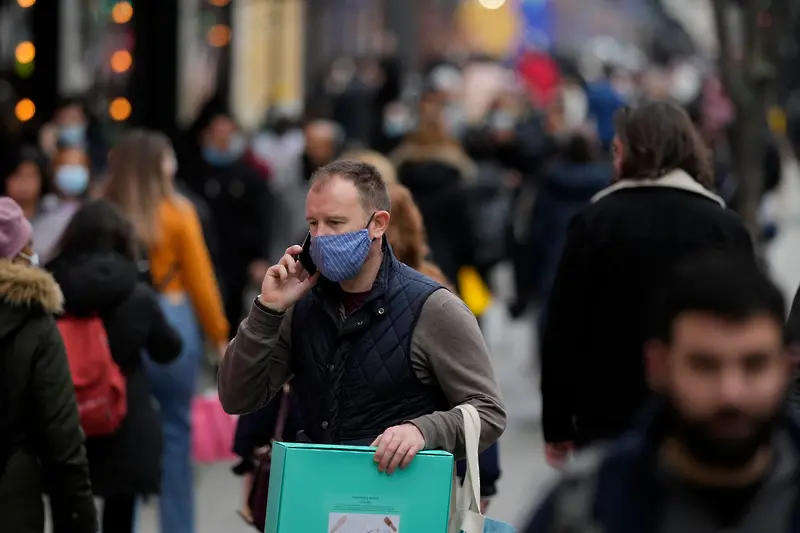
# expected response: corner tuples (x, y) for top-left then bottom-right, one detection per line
(177, 202), (229, 344)
(407, 290), (507, 457)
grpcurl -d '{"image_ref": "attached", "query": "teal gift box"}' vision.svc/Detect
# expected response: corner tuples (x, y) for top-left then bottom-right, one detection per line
(265, 442), (454, 533)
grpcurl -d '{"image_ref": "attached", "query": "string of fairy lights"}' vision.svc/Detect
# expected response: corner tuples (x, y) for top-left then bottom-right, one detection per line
(13, 0), (135, 124)
(12, 0), (231, 126)
(13, 0), (36, 123)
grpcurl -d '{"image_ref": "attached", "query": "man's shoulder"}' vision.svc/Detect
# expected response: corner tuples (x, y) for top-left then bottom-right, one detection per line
(393, 261), (444, 289)
(388, 262), (447, 306)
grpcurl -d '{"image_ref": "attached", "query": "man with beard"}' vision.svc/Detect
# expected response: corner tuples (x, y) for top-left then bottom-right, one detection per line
(525, 252), (797, 533)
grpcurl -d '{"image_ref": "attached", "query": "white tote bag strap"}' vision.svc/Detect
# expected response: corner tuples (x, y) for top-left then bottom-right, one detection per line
(456, 404), (482, 513)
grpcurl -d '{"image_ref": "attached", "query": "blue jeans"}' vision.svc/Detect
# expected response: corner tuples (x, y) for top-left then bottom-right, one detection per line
(144, 294), (203, 533)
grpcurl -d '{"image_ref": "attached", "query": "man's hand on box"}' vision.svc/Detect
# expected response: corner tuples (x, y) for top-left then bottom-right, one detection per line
(371, 423), (425, 475)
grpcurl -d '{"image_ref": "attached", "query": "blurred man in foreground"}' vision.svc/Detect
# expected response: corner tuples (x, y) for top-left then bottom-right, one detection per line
(526, 252), (798, 533)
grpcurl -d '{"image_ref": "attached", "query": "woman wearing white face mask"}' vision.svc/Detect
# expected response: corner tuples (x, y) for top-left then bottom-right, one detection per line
(31, 146), (91, 265)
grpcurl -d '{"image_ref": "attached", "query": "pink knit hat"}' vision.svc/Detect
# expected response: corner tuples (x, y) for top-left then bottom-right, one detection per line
(0, 196), (33, 260)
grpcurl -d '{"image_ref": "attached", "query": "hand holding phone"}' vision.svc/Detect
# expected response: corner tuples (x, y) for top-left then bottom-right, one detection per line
(258, 240), (319, 313)
(295, 232), (318, 276)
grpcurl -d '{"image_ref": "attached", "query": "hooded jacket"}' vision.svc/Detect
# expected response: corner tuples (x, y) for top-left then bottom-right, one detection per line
(0, 260), (97, 533)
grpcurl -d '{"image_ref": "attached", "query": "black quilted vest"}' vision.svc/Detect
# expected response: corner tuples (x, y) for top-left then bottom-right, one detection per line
(290, 244), (448, 444)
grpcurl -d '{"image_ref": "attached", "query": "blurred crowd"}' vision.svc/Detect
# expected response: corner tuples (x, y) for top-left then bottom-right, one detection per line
(0, 43), (791, 533)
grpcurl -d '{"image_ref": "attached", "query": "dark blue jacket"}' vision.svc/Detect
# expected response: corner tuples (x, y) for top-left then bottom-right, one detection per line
(531, 161), (612, 328)
(586, 82), (626, 149)
(524, 403), (800, 533)
(456, 441), (500, 498)
(290, 241), (448, 444)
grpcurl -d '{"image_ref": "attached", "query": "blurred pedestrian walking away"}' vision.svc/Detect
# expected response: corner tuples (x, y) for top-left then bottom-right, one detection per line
(541, 102), (755, 466)
(0, 196), (97, 533)
(391, 89), (479, 285)
(49, 200), (183, 533)
(105, 131), (229, 533)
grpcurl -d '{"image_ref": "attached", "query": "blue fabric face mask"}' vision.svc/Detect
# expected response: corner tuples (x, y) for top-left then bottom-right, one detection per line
(55, 164), (89, 196)
(383, 119), (407, 138)
(58, 124), (87, 147)
(310, 213), (376, 282)
(202, 134), (246, 167)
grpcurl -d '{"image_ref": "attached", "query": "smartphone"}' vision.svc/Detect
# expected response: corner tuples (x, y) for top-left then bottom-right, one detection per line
(296, 232), (318, 275)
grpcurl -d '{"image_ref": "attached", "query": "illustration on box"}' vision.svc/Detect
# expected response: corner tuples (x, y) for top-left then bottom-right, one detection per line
(328, 512), (400, 533)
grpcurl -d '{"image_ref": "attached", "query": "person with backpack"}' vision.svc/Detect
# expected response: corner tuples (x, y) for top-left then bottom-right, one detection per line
(0, 196), (97, 533)
(48, 200), (182, 533)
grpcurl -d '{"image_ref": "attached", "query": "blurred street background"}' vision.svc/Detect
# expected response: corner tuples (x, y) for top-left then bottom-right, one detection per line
(8, 0), (800, 531)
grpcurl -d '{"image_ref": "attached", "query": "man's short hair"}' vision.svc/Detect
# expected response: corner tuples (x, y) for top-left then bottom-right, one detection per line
(653, 251), (785, 344)
(310, 160), (392, 213)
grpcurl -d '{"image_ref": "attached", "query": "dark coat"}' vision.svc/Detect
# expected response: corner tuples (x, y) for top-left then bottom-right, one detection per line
(531, 160), (613, 316)
(290, 243), (447, 444)
(541, 170), (755, 446)
(49, 251), (182, 497)
(392, 142), (479, 284)
(232, 388), (304, 474)
(0, 260), (97, 533)
(525, 402), (800, 533)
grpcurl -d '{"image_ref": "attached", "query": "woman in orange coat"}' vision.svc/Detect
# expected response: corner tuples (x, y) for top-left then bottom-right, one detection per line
(104, 130), (228, 533)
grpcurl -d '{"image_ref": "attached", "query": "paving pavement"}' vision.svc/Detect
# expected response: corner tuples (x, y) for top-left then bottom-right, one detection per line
(113, 157), (800, 532)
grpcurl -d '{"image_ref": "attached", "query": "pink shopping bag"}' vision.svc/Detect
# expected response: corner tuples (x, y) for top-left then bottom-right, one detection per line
(191, 391), (238, 463)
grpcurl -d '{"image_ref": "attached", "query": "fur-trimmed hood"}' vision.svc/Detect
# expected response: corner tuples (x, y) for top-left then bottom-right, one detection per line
(0, 259), (64, 318)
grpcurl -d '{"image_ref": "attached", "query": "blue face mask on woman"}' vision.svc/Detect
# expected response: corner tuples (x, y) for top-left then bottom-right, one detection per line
(58, 124), (87, 147)
(55, 164), (90, 197)
(202, 134), (246, 167)
(310, 213), (376, 282)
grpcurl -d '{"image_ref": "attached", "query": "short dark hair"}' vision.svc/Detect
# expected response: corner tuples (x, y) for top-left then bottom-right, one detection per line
(563, 132), (599, 164)
(614, 101), (713, 188)
(56, 199), (139, 262)
(653, 251), (785, 344)
(310, 159), (391, 213)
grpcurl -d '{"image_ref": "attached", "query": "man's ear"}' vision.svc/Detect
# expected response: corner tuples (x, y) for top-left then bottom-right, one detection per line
(645, 339), (668, 392)
(370, 210), (390, 239)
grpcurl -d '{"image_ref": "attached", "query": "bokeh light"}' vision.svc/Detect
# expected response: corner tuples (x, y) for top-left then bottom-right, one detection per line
(477, 0), (506, 9)
(111, 1), (134, 24)
(207, 24), (232, 48)
(110, 50), (133, 73)
(15, 99), (35, 122)
(15, 41), (35, 64)
(17, 0), (36, 7)
(109, 97), (132, 121)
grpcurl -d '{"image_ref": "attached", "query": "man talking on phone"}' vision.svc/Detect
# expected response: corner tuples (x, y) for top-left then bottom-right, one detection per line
(218, 160), (505, 472)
